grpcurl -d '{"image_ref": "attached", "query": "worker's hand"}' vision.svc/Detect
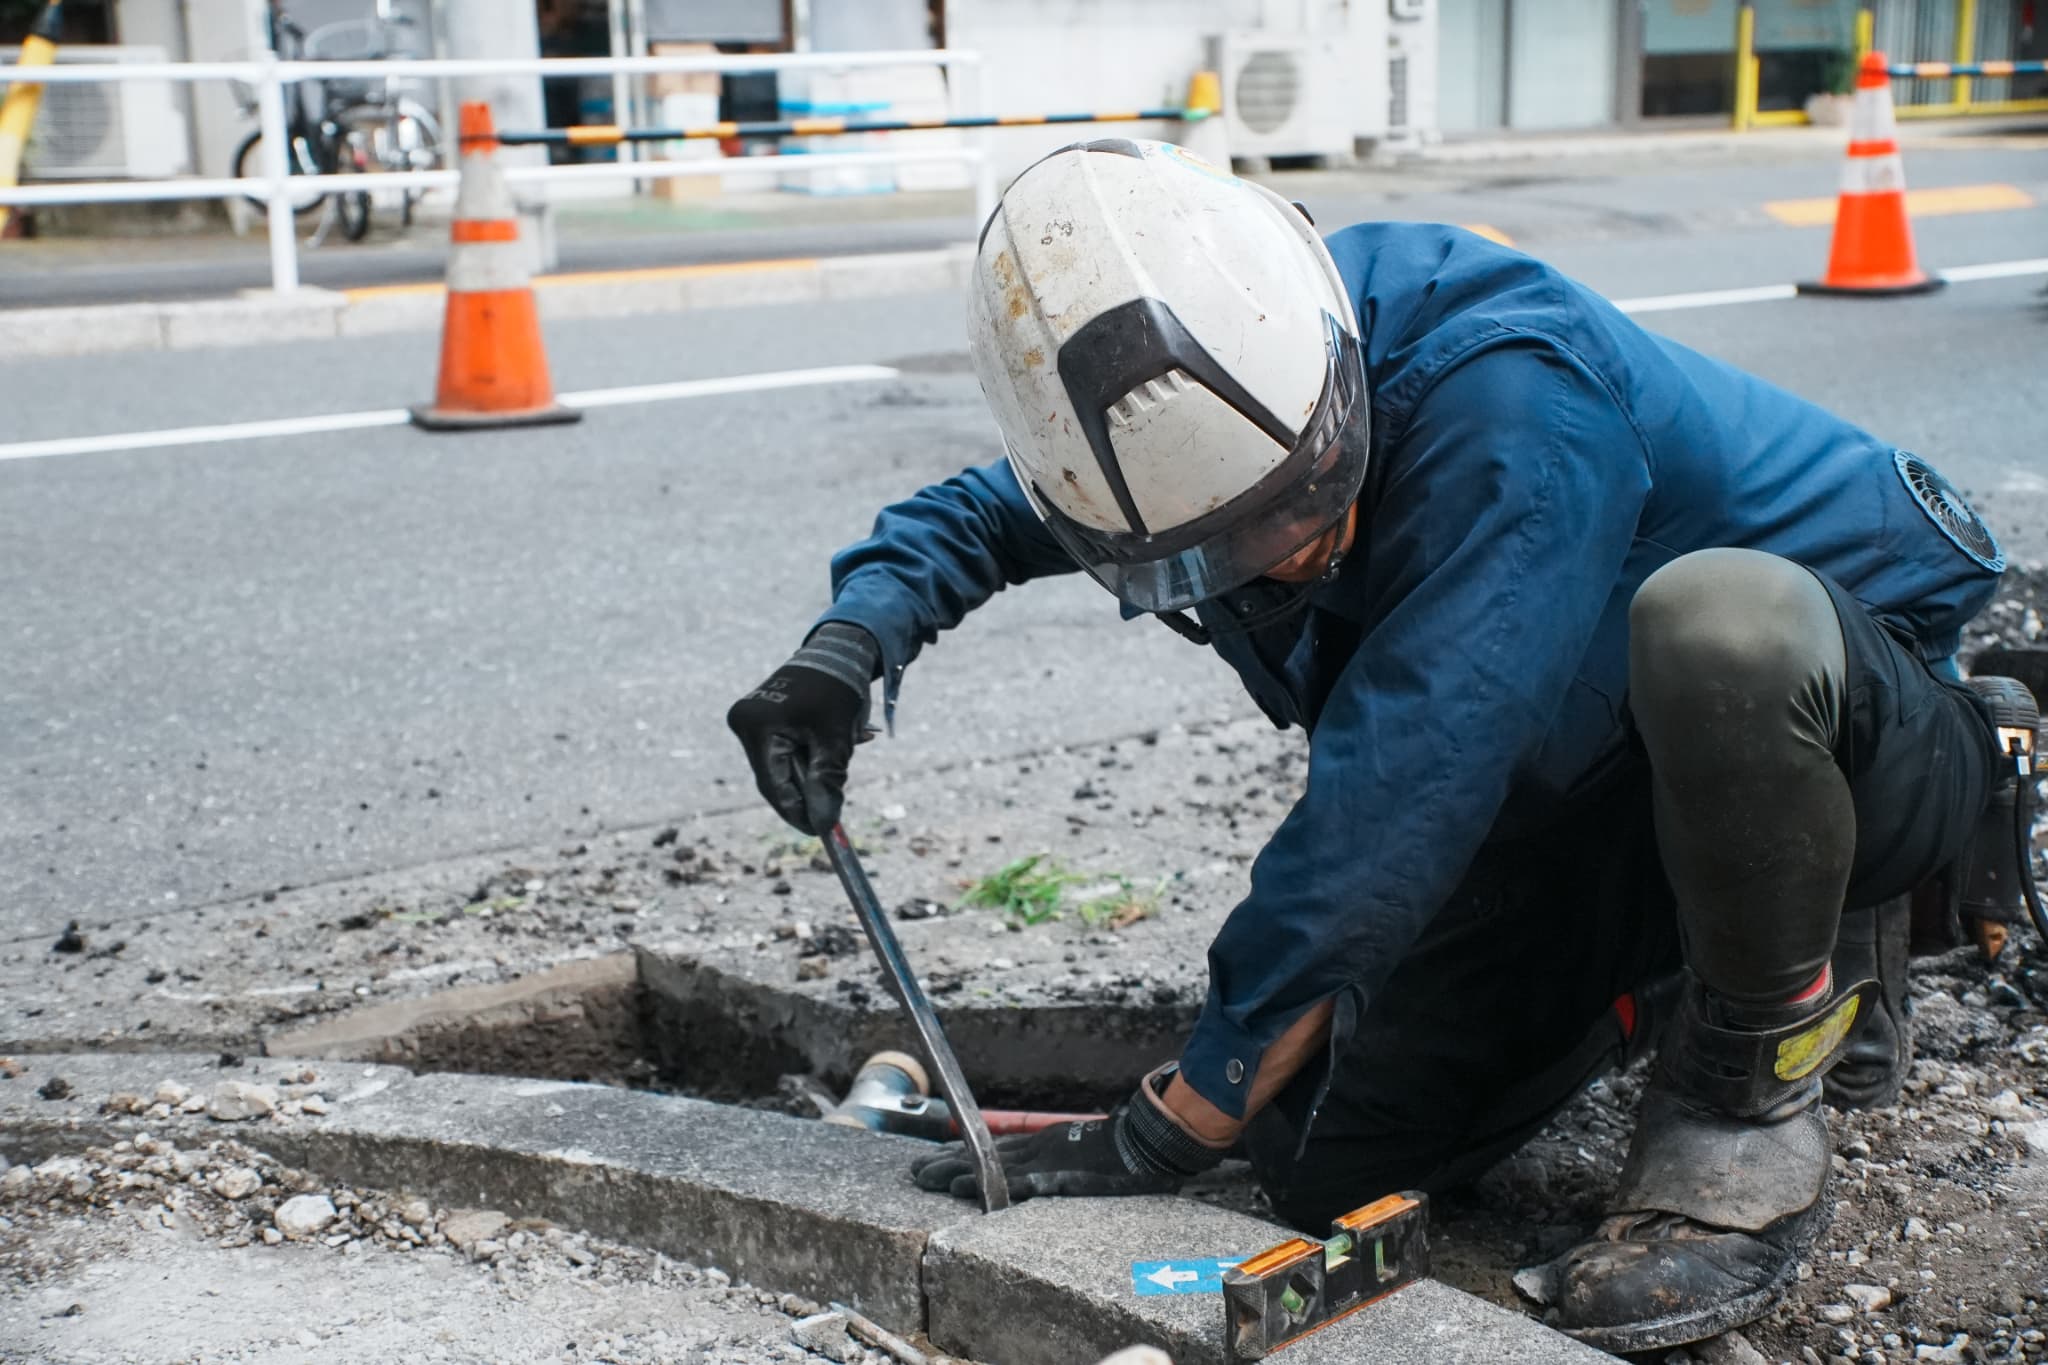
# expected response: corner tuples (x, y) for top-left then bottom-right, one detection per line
(910, 1066), (1226, 1202)
(726, 623), (879, 835)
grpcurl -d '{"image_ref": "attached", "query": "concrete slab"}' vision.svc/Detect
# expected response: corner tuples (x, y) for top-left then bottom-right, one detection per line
(265, 1071), (967, 1332)
(158, 290), (346, 349)
(680, 261), (826, 310)
(336, 287), (445, 337)
(818, 249), (971, 302)
(0, 302), (164, 359)
(924, 1197), (1616, 1365)
(536, 272), (693, 322)
(0, 1051), (967, 1334)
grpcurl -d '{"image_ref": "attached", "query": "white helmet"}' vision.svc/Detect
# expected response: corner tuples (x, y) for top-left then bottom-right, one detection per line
(966, 138), (1370, 613)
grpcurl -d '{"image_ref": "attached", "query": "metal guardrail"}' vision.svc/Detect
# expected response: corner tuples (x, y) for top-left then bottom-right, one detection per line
(0, 49), (992, 295)
(1888, 59), (2048, 78)
(507, 104), (1214, 148)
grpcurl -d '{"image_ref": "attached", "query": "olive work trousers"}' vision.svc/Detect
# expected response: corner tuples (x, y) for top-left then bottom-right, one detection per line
(1243, 548), (1998, 1232)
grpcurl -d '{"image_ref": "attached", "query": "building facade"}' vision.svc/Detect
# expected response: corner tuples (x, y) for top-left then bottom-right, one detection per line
(4, 0), (2041, 192)
(1438, 0), (2046, 133)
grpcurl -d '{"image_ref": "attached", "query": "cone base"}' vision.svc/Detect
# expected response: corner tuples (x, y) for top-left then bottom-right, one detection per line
(410, 403), (584, 432)
(1795, 276), (1947, 298)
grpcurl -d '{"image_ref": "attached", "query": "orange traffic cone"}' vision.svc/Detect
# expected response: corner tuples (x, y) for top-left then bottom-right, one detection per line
(412, 103), (581, 430)
(1798, 51), (1943, 297)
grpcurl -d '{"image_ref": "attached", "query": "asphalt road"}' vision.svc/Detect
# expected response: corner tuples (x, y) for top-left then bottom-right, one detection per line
(4, 143), (2047, 941)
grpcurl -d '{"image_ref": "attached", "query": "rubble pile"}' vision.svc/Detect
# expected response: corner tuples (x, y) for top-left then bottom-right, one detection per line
(0, 1120), (929, 1365)
(1432, 944), (2048, 1365)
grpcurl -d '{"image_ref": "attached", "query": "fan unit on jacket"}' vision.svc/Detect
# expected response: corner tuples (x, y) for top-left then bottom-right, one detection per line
(1, 45), (189, 180)
(1209, 32), (1354, 161)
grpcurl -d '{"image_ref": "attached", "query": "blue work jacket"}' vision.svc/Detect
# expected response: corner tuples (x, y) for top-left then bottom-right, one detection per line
(814, 223), (2002, 1119)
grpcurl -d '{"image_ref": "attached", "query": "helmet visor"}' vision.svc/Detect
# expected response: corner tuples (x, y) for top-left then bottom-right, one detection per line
(1020, 314), (1371, 613)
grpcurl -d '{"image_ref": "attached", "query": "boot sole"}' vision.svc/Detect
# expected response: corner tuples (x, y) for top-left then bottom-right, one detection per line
(1556, 1174), (1832, 1354)
(1559, 1281), (1786, 1355)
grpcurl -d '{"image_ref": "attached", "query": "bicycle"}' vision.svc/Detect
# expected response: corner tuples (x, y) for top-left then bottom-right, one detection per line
(230, 2), (442, 243)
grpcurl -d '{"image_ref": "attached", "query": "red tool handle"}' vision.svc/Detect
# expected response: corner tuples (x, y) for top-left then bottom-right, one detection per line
(960, 1109), (1108, 1138)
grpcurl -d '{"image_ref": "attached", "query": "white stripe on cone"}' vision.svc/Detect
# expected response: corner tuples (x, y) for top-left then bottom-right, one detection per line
(448, 239), (533, 293)
(1841, 153), (1908, 195)
(1851, 86), (1899, 142)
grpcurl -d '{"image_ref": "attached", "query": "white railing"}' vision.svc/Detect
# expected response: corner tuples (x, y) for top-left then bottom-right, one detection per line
(0, 49), (993, 296)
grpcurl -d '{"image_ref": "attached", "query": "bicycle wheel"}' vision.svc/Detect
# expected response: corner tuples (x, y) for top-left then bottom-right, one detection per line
(330, 135), (374, 243)
(337, 188), (373, 242)
(233, 130), (325, 217)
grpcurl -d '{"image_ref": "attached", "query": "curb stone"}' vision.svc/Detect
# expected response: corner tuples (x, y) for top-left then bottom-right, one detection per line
(0, 1053), (1614, 1362)
(924, 1196), (1615, 1365)
(0, 245), (975, 362)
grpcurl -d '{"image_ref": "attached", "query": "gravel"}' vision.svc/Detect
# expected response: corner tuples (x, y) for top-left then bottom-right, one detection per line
(5, 584), (2048, 1363)
(0, 1132), (966, 1365)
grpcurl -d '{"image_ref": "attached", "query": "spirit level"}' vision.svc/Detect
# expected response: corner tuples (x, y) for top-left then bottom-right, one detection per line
(1221, 1192), (1429, 1359)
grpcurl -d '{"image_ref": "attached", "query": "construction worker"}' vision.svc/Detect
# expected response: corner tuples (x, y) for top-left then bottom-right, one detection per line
(727, 140), (2027, 1351)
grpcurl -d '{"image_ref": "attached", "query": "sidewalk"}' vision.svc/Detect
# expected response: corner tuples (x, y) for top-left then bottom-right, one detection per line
(2, 115), (2038, 358)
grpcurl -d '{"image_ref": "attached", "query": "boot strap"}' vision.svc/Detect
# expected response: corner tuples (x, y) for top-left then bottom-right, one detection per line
(1662, 977), (1880, 1117)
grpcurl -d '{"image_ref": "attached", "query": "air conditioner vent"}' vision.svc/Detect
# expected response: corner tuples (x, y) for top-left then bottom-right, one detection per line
(36, 83), (125, 168)
(1235, 50), (1301, 135)
(1, 45), (188, 180)
(1209, 32), (1359, 160)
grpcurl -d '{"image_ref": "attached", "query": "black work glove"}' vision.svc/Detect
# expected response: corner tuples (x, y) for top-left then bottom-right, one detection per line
(910, 1066), (1226, 1203)
(726, 623), (879, 835)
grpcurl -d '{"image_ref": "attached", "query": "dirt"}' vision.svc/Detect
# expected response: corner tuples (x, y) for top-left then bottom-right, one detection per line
(0, 1132), (952, 1365)
(4, 577), (2048, 1363)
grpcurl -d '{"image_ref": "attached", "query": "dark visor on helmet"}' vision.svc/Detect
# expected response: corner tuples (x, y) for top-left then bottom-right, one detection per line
(1019, 310), (1370, 613)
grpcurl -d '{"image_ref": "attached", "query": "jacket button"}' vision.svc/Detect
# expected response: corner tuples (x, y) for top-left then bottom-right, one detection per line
(1225, 1059), (1245, 1084)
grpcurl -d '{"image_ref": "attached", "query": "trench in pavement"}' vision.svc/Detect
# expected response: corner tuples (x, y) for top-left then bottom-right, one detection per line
(260, 946), (1197, 1119)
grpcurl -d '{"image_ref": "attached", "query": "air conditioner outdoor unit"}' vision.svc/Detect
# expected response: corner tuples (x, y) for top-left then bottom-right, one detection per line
(1, 44), (190, 180)
(1383, 0), (1438, 148)
(1209, 32), (1354, 162)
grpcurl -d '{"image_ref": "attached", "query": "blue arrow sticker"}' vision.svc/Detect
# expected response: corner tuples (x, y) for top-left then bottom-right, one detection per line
(1130, 1257), (1243, 1296)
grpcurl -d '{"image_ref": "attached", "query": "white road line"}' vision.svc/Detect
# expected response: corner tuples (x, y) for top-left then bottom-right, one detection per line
(0, 407), (411, 462)
(1615, 284), (1801, 314)
(5, 254), (2047, 463)
(1614, 256), (2048, 314)
(1937, 256), (2048, 282)
(559, 365), (897, 410)
(0, 363), (901, 464)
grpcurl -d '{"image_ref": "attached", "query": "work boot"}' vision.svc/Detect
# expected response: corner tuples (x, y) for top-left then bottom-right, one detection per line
(1516, 971), (1878, 1354)
(1824, 896), (1911, 1110)
(1954, 675), (2041, 962)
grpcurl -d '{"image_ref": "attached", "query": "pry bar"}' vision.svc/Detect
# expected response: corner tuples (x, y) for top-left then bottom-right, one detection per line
(823, 823), (1011, 1212)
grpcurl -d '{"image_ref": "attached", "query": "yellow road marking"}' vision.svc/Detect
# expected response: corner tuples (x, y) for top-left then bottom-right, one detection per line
(1764, 181), (2033, 227)
(1461, 223), (1515, 246)
(343, 256), (821, 303)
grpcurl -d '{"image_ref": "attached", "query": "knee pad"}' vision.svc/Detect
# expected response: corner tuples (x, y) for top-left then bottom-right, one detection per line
(1630, 551), (1844, 711)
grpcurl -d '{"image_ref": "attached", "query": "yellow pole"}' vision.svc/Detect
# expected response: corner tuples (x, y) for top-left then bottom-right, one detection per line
(0, 1), (64, 237)
(1733, 4), (1759, 130)
(1855, 8), (1875, 63)
(1953, 0), (1977, 112)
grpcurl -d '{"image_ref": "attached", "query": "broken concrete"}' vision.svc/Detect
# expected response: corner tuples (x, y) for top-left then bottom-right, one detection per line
(256, 1071), (959, 1331)
(0, 1052), (1616, 1363)
(923, 1197), (1613, 1365)
(0, 1052), (955, 1331)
